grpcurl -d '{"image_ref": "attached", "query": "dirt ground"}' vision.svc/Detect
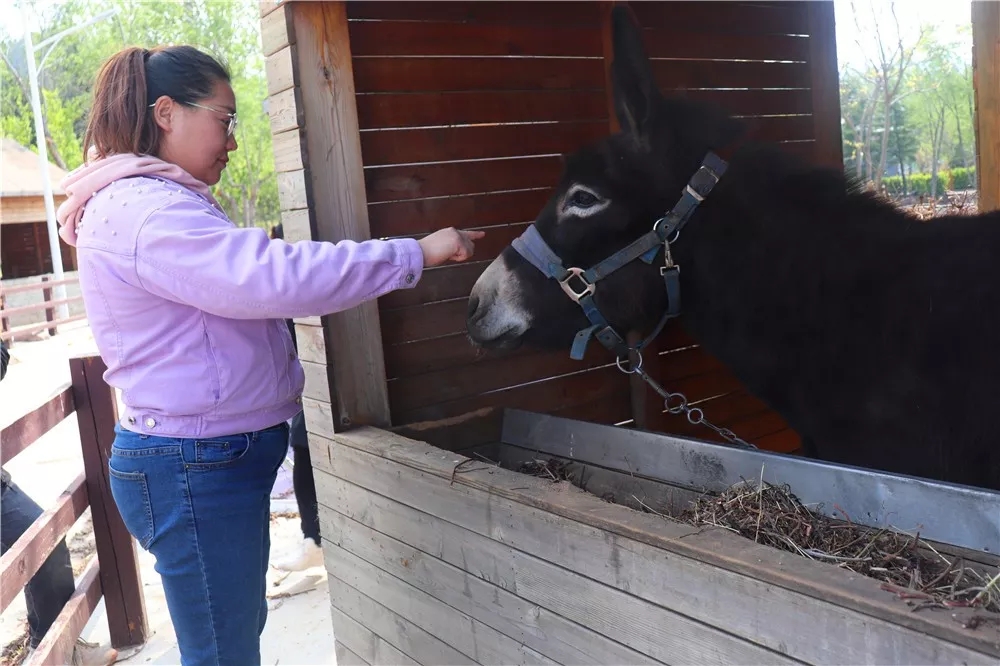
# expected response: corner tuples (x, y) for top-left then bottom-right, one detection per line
(0, 322), (335, 665)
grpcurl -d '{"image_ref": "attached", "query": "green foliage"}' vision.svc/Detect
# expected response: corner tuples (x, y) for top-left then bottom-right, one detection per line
(839, 20), (975, 194)
(881, 168), (974, 197)
(1, 0), (276, 226)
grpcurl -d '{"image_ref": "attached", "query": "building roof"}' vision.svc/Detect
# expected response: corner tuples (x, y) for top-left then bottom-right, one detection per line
(1, 138), (69, 198)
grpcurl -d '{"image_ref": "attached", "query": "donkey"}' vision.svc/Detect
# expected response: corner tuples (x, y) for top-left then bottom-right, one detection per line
(466, 6), (1000, 491)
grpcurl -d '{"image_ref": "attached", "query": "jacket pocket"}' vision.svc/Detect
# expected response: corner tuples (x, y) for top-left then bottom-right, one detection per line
(108, 467), (155, 550)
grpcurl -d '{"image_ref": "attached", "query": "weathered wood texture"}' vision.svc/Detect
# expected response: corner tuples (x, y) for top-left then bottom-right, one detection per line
(973, 0), (1000, 212)
(312, 427), (999, 666)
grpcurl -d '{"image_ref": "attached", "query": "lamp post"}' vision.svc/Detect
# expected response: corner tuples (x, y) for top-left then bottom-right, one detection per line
(19, 3), (118, 321)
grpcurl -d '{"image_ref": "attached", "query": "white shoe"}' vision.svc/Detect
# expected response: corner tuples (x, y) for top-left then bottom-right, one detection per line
(271, 537), (323, 571)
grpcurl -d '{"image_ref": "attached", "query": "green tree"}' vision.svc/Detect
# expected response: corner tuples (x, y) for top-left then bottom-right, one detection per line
(1, 0), (277, 228)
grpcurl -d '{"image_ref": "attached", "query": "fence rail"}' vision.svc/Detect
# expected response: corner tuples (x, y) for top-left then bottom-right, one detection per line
(0, 355), (147, 664)
(0, 276), (85, 344)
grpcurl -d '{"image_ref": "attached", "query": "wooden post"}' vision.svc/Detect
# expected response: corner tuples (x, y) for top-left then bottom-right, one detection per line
(41, 275), (56, 336)
(806, 0), (844, 170)
(290, 1), (393, 430)
(70, 356), (148, 650)
(973, 1), (1000, 212)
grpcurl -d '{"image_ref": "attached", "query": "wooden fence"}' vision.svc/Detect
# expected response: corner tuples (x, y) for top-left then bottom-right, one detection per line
(1, 277), (86, 345)
(0, 355), (146, 664)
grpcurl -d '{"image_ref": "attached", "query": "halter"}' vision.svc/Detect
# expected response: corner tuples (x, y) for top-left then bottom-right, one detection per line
(511, 151), (729, 364)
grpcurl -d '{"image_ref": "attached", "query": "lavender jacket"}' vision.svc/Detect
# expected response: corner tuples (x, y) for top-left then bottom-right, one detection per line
(74, 175), (423, 438)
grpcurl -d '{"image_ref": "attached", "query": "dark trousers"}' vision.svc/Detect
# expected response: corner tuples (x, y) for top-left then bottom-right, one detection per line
(289, 411), (320, 545)
(0, 474), (75, 648)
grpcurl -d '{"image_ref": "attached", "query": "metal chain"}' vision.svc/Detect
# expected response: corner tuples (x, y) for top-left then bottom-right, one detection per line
(617, 351), (758, 450)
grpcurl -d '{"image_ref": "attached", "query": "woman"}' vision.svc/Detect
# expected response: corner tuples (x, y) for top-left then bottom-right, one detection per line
(57, 45), (482, 666)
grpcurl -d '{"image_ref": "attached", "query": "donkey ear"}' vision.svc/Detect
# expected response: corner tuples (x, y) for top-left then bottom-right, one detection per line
(610, 6), (659, 145)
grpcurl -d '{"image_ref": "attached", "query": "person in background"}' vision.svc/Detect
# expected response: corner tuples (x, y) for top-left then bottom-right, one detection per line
(267, 222), (322, 571)
(57, 44), (482, 665)
(0, 340), (117, 665)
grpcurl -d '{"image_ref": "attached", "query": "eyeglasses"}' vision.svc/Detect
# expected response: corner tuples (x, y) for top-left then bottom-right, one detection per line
(148, 100), (239, 137)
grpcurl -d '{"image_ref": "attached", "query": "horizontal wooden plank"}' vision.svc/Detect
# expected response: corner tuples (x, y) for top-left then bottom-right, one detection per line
(27, 553), (102, 666)
(318, 474), (794, 665)
(293, 322), (325, 364)
(321, 498), (664, 665)
(631, 1), (812, 36)
(388, 344), (616, 414)
(382, 323), (695, 383)
(377, 225), (529, 309)
(364, 156), (561, 203)
(272, 128), (304, 173)
(383, 332), (532, 380)
(643, 30), (811, 62)
(744, 114), (814, 142)
(300, 359), (331, 404)
(368, 189), (548, 238)
(674, 88), (813, 117)
(260, 3), (293, 57)
(327, 569), (471, 665)
(277, 169), (308, 210)
(334, 641), (369, 666)
(360, 120), (607, 167)
(355, 90), (608, 130)
(379, 261), (487, 310)
(652, 59), (812, 91)
(265, 44), (296, 97)
(1, 386), (74, 463)
(380, 298), (467, 345)
(326, 542), (556, 665)
(267, 87), (303, 134)
(392, 364), (630, 425)
(0, 474), (88, 613)
(551, 389), (633, 425)
(330, 605), (418, 666)
(346, 1), (604, 26)
(352, 57), (605, 94)
(318, 429), (1000, 664)
(281, 208), (312, 243)
(348, 20), (602, 57)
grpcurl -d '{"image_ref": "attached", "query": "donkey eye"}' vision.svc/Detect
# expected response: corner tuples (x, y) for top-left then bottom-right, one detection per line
(568, 189), (600, 207)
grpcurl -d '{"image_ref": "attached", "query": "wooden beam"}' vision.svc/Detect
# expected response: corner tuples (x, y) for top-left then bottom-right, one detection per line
(973, 1), (1000, 212)
(806, 0), (844, 170)
(24, 555), (103, 666)
(290, 1), (392, 430)
(0, 386), (74, 463)
(0, 474), (88, 614)
(71, 356), (148, 650)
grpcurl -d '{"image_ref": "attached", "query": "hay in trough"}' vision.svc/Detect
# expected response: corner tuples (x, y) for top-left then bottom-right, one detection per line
(516, 457), (1000, 616)
(679, 478), (1000, 615)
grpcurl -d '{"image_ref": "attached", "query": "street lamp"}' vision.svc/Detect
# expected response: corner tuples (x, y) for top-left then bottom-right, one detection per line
(19, 3), (118, 321)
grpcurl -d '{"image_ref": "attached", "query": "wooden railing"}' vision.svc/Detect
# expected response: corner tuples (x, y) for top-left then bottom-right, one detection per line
(0, 355), (147, 664)
(0, 277), (86, 345)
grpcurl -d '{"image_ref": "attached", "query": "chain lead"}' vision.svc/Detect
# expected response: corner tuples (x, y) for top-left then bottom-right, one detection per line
(620, 359), (757, 450)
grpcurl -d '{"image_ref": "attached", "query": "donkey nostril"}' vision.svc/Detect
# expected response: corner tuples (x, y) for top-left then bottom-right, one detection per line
(467, 295), (480, 318)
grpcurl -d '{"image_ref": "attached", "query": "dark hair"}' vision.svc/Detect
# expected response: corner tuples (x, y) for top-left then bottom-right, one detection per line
(83, 45), (231, 161)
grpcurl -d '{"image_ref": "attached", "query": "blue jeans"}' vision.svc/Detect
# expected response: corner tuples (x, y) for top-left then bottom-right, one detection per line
(108, 421), (290, 665)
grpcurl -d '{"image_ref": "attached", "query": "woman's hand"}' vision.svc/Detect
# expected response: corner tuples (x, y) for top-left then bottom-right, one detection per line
(418, 228), (486, 267)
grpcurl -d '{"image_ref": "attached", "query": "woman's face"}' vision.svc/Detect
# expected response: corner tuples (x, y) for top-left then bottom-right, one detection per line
(151, 79), (238, 186)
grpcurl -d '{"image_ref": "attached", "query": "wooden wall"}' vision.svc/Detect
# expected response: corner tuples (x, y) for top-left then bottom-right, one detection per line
(259, 1), (843, 453)
(1, 220), (78, 279)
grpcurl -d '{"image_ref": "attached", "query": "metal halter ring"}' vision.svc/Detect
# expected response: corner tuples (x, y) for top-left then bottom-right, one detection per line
(665, 392), (688, 414)
(616, 350), (643, 374)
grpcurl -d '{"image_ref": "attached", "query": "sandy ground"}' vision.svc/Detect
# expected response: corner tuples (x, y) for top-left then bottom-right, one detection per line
(0, 322), (336, 665)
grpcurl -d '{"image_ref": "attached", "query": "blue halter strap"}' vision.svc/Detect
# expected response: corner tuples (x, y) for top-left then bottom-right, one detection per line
(511, 151), (728, 362)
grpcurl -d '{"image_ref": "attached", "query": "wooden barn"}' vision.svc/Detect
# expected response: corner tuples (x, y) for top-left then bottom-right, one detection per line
(0, 138), (77, 279)
(258, 2), (1000, 664)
